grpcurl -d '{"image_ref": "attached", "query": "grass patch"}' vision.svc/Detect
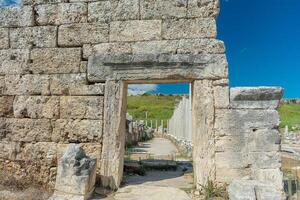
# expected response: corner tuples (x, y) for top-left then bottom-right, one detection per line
(127, 94), (182, 127)
(201, 180), (228, 200)
(278, 103), (300, 130)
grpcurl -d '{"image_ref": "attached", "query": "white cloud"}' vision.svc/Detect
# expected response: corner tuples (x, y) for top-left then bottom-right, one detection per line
(128, 84), (158, 96)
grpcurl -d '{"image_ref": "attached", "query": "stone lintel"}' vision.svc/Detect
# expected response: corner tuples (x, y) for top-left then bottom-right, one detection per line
(230, 87), (283, 109)
(87, 53), (228, 82)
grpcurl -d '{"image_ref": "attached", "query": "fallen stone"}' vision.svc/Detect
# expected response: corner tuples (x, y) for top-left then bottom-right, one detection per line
(50, 144), (97, 200)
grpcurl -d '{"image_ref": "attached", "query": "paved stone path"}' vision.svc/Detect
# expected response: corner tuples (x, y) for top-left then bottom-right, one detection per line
(94, 137), (193, 200)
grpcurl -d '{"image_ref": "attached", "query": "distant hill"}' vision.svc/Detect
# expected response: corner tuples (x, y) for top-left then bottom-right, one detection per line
(127, 94), (183, 126)
(278, 103), (300, 130)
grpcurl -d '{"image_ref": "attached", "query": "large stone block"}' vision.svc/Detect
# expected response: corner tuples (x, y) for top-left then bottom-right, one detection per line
(35, 3), (87, 25)
(0, 28), (9, 49)
(23, 0), (65, 5)
(132, 40), (178, 55)
(215, 152), (248, 169)
(177, 39), (225, 54)
(30, 48), (81, 74)
(140, 0), (187, 19)
(13, 96), (59, 119)
(230, 87), (283, 109)
(58, 23), (109, 46)
(5, 118), (52, 142)
(83, 43), (132, 59)
(88, 53), (228, 82)
(252, 168), (283, 191)
(110, 20), (161, 42)
(88, 1), (111, 23)
(187, 0), (220, 18)
(60, 96), (103, 119)
(0, 96), (14, 117)
(111, 0), (139, 20)
(10, 26), (57, 49)
(50, 144), (96, 200)
(248, 152), (281, 169)
(247, 129), (280, 152)
(0, 49), (30, 75)
(4, 75), (50, 95)
(162, 18), (216, 39)
(214, 86), (229, 108)
(50, 74), (105, 95)
(52, 119), (103, 143)
(216, 168), (251, 184)
(215, 135), (245, 152)
(0, 6), (33, 27)
(214, 109), (280, 136)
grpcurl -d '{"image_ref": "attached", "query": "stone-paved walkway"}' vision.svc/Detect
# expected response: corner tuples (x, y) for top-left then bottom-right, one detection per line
(93, 137), (194, 200)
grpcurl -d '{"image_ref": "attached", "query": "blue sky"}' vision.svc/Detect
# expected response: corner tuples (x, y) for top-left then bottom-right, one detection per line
(1, 0), (299, 97)
(131, 0), (300, 97)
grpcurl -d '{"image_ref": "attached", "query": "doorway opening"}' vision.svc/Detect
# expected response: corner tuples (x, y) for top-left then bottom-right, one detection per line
(122, 82), (194, 193)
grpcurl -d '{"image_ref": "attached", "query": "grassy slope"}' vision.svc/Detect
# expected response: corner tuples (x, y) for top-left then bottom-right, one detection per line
(127, 94), (182, 123)
(278, 103), (300, 129)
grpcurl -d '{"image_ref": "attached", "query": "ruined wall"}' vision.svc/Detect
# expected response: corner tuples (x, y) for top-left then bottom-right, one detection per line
(0, 0), (283, 193)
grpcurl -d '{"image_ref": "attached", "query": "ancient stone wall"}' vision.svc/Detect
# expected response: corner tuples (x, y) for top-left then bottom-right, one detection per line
(0, 0), (283, 193)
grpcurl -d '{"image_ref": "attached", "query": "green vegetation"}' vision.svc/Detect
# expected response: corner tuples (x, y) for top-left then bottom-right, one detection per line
(127, 94), (182, 127)
(278, 103), (300, 130)
(201, 180), (228, 199)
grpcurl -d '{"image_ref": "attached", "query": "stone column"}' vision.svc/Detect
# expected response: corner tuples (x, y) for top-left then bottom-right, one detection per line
(192, 80), (216, 189)
(99, 80), (127, 190)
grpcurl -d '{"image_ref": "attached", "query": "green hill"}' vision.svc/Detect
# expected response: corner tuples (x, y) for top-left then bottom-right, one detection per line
(127, 94), (182, 126)
(278, 103), (300, 130)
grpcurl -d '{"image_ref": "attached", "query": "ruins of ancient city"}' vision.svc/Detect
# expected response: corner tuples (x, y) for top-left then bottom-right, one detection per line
(0, 0), (299, 199)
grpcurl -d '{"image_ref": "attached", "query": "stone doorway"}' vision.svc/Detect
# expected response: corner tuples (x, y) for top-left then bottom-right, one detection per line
(87, 52), (226, 190)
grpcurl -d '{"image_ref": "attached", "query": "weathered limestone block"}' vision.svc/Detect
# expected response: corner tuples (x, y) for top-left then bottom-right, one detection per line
(110, 20), (161, 42)
(140, 0), (187, 19)
(10, 26), (57, 49)
(177, 39), (225, 54)
(50, 74), (104, 95)
(88, 1), (111, 23)
(0, 118), (6, 140)
(30, 48), (81, 74)
(132, 40), (179, 54)
(52, 119), (103, 143)
(192, 80), (215, 189)
(13, 96), (59, 119)
(99, 81), (127, 189)
(247, 129), (280, 152)
(252, 168), (283, 191)
(162, 18), (216, 39)
(5, 118), (52, 142)
(83, 43), (132, 59)
(0, 49), (30, 75)
(230, 87), (283, 109)
(0, 28), (9, 49)
(0, 141), (16, 159)
(216, 168), (251, 184)
(0, 96), (14, 117)
(111, 0), (139, 20)
(214, 109), (280, 136)
(215, 152), (248, 169)
(35, 3), (87, 25)
(88, 53), (228, 82)
(51, 144), (96, 200)
(248, 152), (281, 169)
(187, 0), (220, 18)
(23, 0), (66, 5)
(60, 96), (103, 119)
(215, 135), (246, 153)
(0, 6), (33, 27)
(213, 78), (229, 86)
(4, 75), (50, 95)
(58, 23), (109, 46)
(214, 86), (229, 108)
(228, 180), (282, 200)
